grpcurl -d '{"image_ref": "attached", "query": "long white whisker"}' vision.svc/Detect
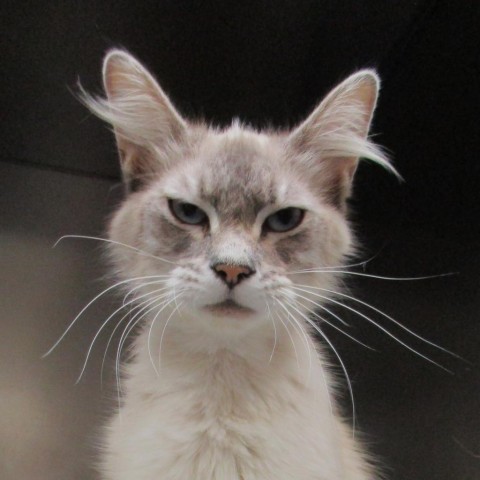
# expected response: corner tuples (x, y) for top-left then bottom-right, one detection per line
(285, 249), (385, 274)
(316, 301), (350, 327)
(54, 235), (178, 265)
(100, 293), (168, 387)
(266, 301), (277, 364)
(122, 285), (169, 306)
(274, 310), (300, 370)
(290, 285), (453, 373)
(274, 298), (314, 381)
(115, 297), (171, 397)
(282, 289), (374, 350)
(155, 285), (180, 372)
(287, 309), (314, 380)
(118, 296), (173, 372)
(282, 297), (356, 437)
(172, 285), (181, 311)
(43, 274), (175, 357)
(122, 279), (171, 304)
(289, 293), (350, 327)
(76, 288), (173, 383)
(288, 269), (457, 281)
(101, 287), (174, 385)
(148, 291), (185, 376)
(292, 283), (460, 360)
(158, 297), (184, 371)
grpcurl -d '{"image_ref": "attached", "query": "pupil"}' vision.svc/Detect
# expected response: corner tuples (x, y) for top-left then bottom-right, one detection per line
(278, 210), (292, 224)
(183, 204), (197, 217)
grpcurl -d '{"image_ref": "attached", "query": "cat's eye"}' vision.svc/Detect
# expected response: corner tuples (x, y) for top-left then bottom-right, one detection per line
(168, 199), (208, 226)
(263, 207), (305, 233)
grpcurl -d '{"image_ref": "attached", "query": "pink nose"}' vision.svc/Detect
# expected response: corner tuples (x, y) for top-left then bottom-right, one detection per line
(212, 263), (254, 288)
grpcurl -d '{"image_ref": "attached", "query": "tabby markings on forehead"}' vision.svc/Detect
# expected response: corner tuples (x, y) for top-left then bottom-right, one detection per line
(199, 171), (277, 226)
(201, 191), (273, 226)
(194, 131), (281, 224)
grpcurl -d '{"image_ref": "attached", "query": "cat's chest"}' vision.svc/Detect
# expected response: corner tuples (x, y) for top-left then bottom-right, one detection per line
(104, 353), (342, 480)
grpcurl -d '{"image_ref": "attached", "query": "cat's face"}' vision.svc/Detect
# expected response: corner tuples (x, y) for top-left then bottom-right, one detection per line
(84, 50), (392, 331)
(108, 125), (351, 327)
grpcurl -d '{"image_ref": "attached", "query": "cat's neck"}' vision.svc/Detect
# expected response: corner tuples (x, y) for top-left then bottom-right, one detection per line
(123, 310), (333, 431)
(132, 309), (319, 385)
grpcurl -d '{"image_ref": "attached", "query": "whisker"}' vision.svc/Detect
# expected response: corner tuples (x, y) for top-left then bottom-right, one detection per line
(54, 234), (178, 265)
(100, 289), (177, 385)
(122, 279), (171, 304)
(317, 302), (350, 327)
(115, 297), (172, 397)
(283, 289), (374, 351)
(274, 310), (300, 370)
(290, 285), (453, 373)
(149, 290), (185, 375)
(266, 301), (277, 364)
(172, 285), (182, 312)
(281, 297), (356, 437)
(43, 274), (175, 357)
(117, 296), (173, 373)
(291, 293), (350, 328)
(292, 283), (461, 360)
(157, 296), (184, 372)
(101, 300), (150, 388)
(287, 269), (458, 281)
(113, 299), (167, 413)
(284, 249), (385, 274)
(76, 288), (173, 383)
(274, 298), (314, 382)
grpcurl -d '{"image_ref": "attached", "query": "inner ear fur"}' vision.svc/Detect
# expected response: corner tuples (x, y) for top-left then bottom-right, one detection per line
(81, 49), (188, 190)
(287, 70), (393, 208)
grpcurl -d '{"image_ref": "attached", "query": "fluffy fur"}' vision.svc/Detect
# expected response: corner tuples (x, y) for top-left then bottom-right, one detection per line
(82, 50), (395, 480)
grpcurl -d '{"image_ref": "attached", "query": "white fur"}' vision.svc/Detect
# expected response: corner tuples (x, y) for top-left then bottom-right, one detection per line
(101, 312), (374, 480)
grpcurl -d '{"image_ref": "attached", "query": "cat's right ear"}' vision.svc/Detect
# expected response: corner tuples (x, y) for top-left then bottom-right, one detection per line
(81, 50), (187, 192)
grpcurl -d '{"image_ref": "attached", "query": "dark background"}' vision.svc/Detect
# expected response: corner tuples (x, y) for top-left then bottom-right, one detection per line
(1, 1), (479, 479)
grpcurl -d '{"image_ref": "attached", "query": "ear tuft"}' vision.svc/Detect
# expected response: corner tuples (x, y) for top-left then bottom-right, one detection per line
(287, 70), (399, 208)
(79, 50), (187, 189)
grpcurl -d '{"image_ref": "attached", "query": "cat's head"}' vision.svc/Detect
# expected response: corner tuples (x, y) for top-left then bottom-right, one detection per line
(82, 50), (395, 333)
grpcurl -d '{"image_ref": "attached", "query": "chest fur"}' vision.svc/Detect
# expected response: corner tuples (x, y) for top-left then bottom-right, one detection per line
(102, 350), (345, 480)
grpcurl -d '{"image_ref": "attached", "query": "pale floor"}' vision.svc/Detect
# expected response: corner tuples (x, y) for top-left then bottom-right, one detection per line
(1, 161), (479, 479)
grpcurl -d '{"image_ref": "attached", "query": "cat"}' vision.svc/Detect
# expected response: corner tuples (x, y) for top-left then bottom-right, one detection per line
(81, 49), (397, 480)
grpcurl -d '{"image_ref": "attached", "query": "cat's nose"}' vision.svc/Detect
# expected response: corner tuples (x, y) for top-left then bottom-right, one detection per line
(212, 263), (255, 288)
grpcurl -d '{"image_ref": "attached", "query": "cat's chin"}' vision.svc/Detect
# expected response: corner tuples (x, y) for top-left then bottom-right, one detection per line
(203, 299), (256, 318)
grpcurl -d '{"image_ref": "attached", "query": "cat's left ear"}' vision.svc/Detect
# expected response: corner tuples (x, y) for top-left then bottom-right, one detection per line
(82, 50), (188, 191)
(287, 70), (395, 208)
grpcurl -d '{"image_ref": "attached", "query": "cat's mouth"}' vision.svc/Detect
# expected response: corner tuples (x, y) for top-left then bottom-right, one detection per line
(204, 299), (255, 316)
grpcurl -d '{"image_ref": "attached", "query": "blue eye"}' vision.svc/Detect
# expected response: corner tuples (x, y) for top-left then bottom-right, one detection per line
(168, 199), (208, 226)
(264, 208), (304, 233)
